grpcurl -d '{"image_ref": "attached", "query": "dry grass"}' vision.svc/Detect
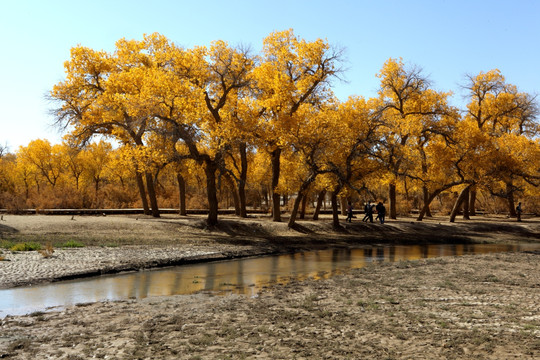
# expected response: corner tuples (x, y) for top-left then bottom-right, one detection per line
(38, 242), (54, 258)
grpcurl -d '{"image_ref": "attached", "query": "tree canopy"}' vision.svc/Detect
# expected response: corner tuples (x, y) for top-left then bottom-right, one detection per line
(0, 31), (537, 228)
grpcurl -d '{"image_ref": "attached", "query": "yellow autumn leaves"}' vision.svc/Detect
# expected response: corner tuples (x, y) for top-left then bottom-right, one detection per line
(3, 30), (538, 227)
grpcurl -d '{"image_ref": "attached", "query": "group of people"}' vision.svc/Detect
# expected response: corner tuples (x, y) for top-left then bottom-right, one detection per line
(346, 201), (386, 224)
(346, 201), (524, 224)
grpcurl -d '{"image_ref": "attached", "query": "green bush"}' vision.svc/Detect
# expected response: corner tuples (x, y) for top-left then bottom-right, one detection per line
(0, 240), (15, 249)
(10, 242), (42, 251)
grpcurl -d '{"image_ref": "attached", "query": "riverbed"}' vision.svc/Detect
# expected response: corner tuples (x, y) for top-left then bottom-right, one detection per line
(1, 251), (539, 359)
(2, 243), (539, 318)
(0, 214), (539, 359)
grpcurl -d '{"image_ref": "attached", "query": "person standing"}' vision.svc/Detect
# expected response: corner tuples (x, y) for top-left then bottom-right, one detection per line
(516, 202), (522, 222)
(362, 202), (371, 222)
(363, 201), (374, 223)
(375, 201), (386, 224)
(346, 201), (353, 223)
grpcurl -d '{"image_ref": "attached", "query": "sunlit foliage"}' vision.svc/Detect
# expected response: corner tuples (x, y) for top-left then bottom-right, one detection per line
(0, 32), (537, 227)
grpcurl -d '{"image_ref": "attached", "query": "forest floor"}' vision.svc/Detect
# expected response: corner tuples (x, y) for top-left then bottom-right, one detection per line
(0, 213), (539, 359)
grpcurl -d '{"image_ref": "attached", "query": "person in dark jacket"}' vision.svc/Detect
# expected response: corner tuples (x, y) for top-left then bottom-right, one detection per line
(363, 201), (374, 223)
(375, 201), (386, 224)
(346, 201), (353, 223)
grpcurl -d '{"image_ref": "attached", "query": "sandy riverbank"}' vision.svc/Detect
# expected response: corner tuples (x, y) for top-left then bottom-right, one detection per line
(0, 213), (539, 288)
(0, 214), (539, 359)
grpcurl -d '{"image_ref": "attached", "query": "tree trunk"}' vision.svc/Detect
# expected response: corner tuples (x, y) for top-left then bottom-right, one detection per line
(204, 162), (219, 226)
(340, 196), (347, 216)
(135, 172), (150, 215)
(331, 191), (340, 229)
(423, 185), (432, 217)
(177, 173), (187, 216)
(238, 142), (248, 218)
(331, 185), (342, 229)
(228, 176), (240, 216)
(506, 181), (517, 217)
(288, 193), (304, 228)
(417, 190), (442, 221)
(271, 148), (282, 222)
(232, 188), (240, 216)
(288, 176), (317, 228)
(145, 172), (160, 218)
(450, 185), (471, 222)
(312, 190), (326, 220)
(389, 182), (397, 219)
(263, 186), (269, 208)
(469, 185), (477, 216)
(462, 186), (470, 220)
(299, 193), (308, 219)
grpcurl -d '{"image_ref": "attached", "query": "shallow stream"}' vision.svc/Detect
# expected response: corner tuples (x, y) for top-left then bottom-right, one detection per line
(1, 243), (539, 317)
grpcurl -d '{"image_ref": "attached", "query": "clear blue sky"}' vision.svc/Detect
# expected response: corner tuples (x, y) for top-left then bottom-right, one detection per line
(1, 0), (539, 151)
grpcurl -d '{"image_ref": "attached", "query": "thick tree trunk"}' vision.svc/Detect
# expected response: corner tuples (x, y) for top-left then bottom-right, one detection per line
(270, 148), (282, 222)
(135, 172), (150, 215)
(238, 142), (248, 218)
(423, 186), (432, 217)
(299, 193), (308, 219)
(331, 191), (340, 229)
(506, 182), (517, 217)
(205, 162), (219, 226)
(469, 185), (477, 216)
(340, 196), (347, 216)
(230, 178), (241, 216)
(312, 190), (326, 220)
(288, 176), (317, 228)
(450, 185), (471, 222)
(462, 186), (470, 220)
(331, 185), (342, 229)
(176, 173), (187, 216)
(288, 193), (304, 228)
(263, 186), (269, 209)
(145, 172), (160, 218)
(417, 190), (442, 221)
(389, 182), (397, 219)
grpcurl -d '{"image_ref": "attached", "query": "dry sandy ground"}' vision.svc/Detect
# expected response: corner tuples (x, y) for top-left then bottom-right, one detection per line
(1, 213), (539, 253)
(0, 214), (539, 359)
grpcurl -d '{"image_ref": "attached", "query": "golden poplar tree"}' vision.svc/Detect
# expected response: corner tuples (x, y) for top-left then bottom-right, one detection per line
(252, 29), (343, 222)
(464, 70), (539, 216)
(376, 58), (454, 219)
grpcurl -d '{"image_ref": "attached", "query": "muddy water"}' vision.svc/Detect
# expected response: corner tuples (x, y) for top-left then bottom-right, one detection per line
(1, 243), (538, 317)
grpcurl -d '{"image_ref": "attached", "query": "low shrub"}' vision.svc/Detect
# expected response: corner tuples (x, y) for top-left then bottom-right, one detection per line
(10, 242), (41, 251)
(0, 240), (14, 249)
